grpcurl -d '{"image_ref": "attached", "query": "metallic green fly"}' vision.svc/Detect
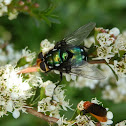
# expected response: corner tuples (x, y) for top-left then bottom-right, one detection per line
(37, 22), (105, 81)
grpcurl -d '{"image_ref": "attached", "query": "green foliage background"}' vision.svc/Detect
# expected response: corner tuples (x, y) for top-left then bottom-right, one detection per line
(0, 0), (126, 125)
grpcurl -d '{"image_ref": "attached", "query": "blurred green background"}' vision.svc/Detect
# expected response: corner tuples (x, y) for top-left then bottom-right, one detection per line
(0, 0), (126, 125)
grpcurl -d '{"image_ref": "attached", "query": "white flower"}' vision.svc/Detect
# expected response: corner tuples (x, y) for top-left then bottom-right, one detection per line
(57, 116), (68, 126)
(109, 27), (120, 36)
(99, 64), (113, 84)
(40, 39), (54, 54)
(12, 109), (20, 119)
(71, 76), (98, 89)
(97, 33), (114, 47)
(45, 83), (56, 97)
(38, 97), (53, 112)
(4, 0), (12, 5)
(0, 0), (17, 19)
(38, 85), (72, 118)
(114, 34), (126, 52)
(77, 101), (84, 111)
(0, 42), (22, 66)
(115, 120), (126, 126)
(114, 60), (126, 77)
(97, 46), (114, 63)
(0, 65), (37, 118)
(22, 47), (36, 62)
(53, 86), (73, 111)
(75, 115), (92, 126)
(91, 97), (102, 104)
(8, 9), (18, 20)
(39, 80), (53, 88)
(117, 78), (126, 95)
(38, 97), (61, 118)
(0, 3), (7, 16)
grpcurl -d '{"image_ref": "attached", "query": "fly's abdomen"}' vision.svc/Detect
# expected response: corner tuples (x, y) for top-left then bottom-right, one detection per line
(69, 47), (86, 66)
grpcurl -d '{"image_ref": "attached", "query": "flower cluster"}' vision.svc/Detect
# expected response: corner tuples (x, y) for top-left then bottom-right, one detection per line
(0, 64), (33, 118)
(0, 40), (21, 66)
(95, 27), (126, 77)
(0, 0), (41, 20)
(38, 81), (72, 118)
(102, 77), (126, 103)
(0, 0), (18, 20)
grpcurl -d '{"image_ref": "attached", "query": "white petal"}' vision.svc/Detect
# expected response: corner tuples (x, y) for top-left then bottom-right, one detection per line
(71, 74), (76, 80)
(4, 0), (12, 5)
(6, 100), (13, 112)
(106, 120), (113, 125)
(12, 109), (20, 119)
(109, 27), (120, 36)
(65, 74), (71, 82)
(107, 111), (113, 119)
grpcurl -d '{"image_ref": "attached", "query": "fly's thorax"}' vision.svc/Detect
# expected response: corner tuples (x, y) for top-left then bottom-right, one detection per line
(45, 48), (64, 68)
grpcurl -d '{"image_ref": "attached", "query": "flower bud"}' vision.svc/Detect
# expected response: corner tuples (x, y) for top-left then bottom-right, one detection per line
(19, 1), (25, 6)
(34, 3), (40, 8)
(23, 6), (29, 11)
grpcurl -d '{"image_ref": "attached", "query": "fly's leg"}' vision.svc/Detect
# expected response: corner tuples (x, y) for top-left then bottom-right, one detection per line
(55, 72), (63, 88)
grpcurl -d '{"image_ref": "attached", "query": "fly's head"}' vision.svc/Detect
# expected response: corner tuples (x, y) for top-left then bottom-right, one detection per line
(37, 52), (47, 72)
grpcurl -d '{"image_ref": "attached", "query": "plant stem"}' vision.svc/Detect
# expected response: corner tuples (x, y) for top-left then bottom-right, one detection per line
(88, 59), (107, 64)
(26, 108), (59, 123)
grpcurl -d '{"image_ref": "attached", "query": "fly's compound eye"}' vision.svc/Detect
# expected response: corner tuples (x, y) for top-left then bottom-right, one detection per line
(40, 62), (46, 72)
(38, 52), (44, 60)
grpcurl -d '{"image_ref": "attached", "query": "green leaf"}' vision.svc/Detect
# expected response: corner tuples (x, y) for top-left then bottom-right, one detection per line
(40, 87), (46, 100)
(42, 15), (51, 26)
(16, 57), (29, 67)
(70, 109), (79, 121)
(88, 43), (97, 55)
(48, 17), (60, 24)
(94, 29), (100, 45)
(30, 95), (40, 106)
(45, 4), (56, 15)
(106, 63), (118, 81)
(119, 50), (125, 58)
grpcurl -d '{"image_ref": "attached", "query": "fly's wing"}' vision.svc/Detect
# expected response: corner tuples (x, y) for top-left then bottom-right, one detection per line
(64, 22), (96, 46)
(70, 62), (105, 80)
(86, 103), (107, 117)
